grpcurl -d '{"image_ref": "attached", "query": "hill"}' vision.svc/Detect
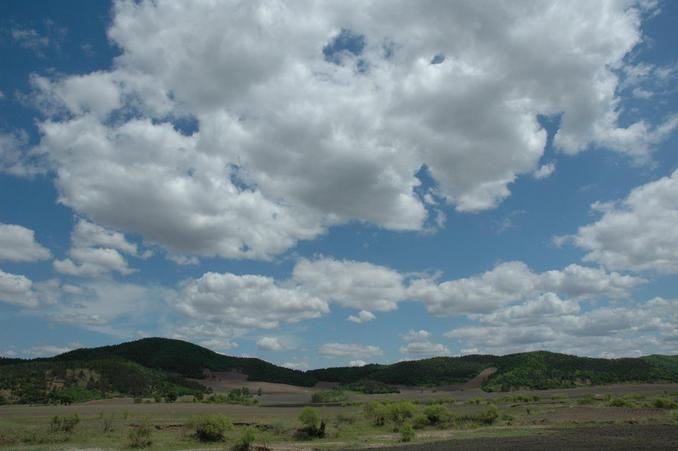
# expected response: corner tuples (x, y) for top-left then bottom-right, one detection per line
(0, 355), (205, 404)
(1, 338), (677, 405)
(308, 351), (678, 391)
(56, 337), (315, 386)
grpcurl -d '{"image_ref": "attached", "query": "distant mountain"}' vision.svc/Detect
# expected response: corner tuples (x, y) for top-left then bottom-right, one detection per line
(1, 337), (676, 405)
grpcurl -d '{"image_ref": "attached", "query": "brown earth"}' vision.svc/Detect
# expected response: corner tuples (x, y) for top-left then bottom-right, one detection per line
(374, 424), (678, 450)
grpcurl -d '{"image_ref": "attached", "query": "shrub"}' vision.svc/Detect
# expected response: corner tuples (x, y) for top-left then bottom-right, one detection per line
(102, 416), (114, 433)
(232, 427), (256, 451)
(387, 401), (416, 426)
(297, 407), (325, 439)
(608, 397), (634, 408)
(400, 422), (415, 442)
(299, 407), (320, 431)
(412, 414), (429, 429)
(134, 397), (143, 404)
(454, 405), (499, 427)
(49, 414), (80, 433)
(194, 414), (233, 442)
(311, 389), (348, 403)
(164, 391), (177, 403)
(363, 401), (388, 426)
(653, 397), (677, 409)
(423, 404), (449, 425)
(128, 420), (153, 448)
(577, 396), (595, 405)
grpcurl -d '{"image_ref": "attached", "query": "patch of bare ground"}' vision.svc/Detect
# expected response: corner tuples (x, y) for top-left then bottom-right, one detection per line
(538, 406), (668, 423)
(374, 424), (678, 450)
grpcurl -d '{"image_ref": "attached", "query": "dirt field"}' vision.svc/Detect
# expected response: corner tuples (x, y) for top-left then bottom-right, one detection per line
(1, 383), (676, 450)
(377, 424), (678, 450)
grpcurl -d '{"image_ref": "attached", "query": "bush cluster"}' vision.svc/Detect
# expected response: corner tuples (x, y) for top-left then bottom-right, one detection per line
(194, 414), (233, 442)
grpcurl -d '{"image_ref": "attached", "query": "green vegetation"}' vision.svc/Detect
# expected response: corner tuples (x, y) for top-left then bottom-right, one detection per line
(2, 338), (677, 406)
(311, 388), (348, 403)
(343, 380), (400, 394)
(400, 422), (416, 442)
(0, 357), (205, 404)
(193, 414), (233, 442)
(297, 407), (325, 439)
(309, 355), (496, 386)
(653, 397), (678, 409)
(608, 397), (635, 407)
(482, 352), (678, 391)
(233, 427), (257, 451)
(128, 419), (152, 448)
(49, 414), (80, 433)
(59, 337), (315, 385)
(203, 387), (257, 405)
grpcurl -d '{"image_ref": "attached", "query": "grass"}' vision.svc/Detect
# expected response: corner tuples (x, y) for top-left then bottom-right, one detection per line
(0, 386), (676, 449)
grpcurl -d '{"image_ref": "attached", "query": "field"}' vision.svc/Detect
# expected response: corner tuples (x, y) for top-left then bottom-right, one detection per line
(1, 383), (677, 450)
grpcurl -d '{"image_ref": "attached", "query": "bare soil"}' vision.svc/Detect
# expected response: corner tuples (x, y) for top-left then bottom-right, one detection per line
(376, 424), (678, 450)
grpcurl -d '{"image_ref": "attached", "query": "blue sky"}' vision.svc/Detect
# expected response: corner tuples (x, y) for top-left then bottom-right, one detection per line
(1, 0), (677, 369)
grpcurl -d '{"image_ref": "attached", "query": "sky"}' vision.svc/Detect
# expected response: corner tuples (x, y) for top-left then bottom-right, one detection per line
(0, 0), (677, 370)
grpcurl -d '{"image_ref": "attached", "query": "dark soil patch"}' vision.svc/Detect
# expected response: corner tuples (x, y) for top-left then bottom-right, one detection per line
(375, 424), (678, 450)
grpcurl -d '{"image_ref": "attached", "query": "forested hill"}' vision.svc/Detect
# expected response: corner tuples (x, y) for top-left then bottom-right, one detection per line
(308, 351), (678, 391)
(1, 338), (677, 405)
(56, 337), (315, 386)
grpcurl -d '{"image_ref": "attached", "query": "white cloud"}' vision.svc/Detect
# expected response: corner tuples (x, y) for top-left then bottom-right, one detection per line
(26, 342), (81, 358)
(294, 258), (405, 312)
(400, 329), (450, 358)
(350, 360), (368, 367)
(567, 170), (678, 273)
(176, 272), (329, 329)
(71, 219), (139, 256)
(18, 0), (668, 260)
(318, 342), (382, 359)
(11, 27), (49, 52)
(198, 339), (238, 354)
(54, 247), (135, 277)
(0, 223), (51, 262)
(348, 310), (376, 323)
(53, 219), (140, 277)
(0, 269), (39, 307)
(446, 296), (678, 357)
(408, 261), (644, 315)
(0, 130), (46, 177)
(256, 336), (285, 351)
(532, 163), (555, 179)
(282, 361), (309, 371)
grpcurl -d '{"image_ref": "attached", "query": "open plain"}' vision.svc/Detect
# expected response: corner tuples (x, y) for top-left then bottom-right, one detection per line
(2, 382), (677, 450)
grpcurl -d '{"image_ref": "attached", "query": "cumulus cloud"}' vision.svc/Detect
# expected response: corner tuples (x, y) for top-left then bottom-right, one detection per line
(446, 296), (678, 357)
(566, 170), (678, 273)
(399, 329), (450, 359)
(407, 261), (644, 315)
(54, 247), (135, 277)
(532, 163), (555, 179)
(176, 272), (329, 329)
(348, 310), (376, 324)
(53, 219), (140, 277)
(16, 0), (668, 260)
(256, 336), (285, 351)
(318, 342), (382, 359)
(294, 258), (405, 312)
(0, 223), (52, 262)
(0, 270), (39, 307)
